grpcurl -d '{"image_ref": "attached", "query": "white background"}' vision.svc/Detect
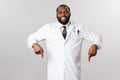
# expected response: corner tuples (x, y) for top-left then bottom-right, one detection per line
(0, 0), (120, 80)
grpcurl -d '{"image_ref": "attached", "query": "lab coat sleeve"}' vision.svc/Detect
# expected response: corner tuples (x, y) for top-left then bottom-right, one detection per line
(27, 25), (48, 49)
(83, 27), (102, 50)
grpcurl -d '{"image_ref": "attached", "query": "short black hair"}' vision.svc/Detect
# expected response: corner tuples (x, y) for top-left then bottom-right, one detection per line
(56, 4), (70, 12)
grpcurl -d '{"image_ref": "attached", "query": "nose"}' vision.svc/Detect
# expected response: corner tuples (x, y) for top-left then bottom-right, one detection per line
(61, 12), (66, 17)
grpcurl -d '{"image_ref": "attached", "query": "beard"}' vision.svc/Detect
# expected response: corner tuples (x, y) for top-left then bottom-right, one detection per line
(57, 16), (70, 25)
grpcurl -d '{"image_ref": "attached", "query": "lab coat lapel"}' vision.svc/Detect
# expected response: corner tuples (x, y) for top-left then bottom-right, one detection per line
(65, 24), (75, 43)
(55, 23), (65, 41)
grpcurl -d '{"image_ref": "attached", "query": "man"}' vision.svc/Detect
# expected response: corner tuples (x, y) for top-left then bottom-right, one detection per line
(27, 4), (102, 80)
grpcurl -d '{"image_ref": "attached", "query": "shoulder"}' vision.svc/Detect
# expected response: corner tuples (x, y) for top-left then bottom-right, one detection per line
(70, 21), (84, 29)
(38, 22), (55, 30)
(42, 22), (57, 28)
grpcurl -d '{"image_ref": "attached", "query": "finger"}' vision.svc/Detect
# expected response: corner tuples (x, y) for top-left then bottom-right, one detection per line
(35, 51), (41, 54)
(41, 53), (44, 58)
(40, 51), (44, 58)
(88, 54), (91, 62)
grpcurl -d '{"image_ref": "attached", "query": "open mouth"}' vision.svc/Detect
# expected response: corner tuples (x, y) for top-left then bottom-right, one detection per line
(61, 17), (66, 21)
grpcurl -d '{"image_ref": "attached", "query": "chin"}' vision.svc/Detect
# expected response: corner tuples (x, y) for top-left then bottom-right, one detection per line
(59, 19), (69, 25)
(62, 21), (69, 25)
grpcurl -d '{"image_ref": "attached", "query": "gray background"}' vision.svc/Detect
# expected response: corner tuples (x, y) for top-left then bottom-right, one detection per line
(0, 0), (120, 80)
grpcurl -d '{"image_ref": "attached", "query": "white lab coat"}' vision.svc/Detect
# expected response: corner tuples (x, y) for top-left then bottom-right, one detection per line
(27, 21), (102, 80)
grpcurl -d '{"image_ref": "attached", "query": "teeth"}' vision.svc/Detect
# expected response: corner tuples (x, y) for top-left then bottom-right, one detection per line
(61, 17), (66, 20)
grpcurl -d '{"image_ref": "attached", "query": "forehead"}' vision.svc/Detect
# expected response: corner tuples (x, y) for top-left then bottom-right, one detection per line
(57, 6), (69, 11)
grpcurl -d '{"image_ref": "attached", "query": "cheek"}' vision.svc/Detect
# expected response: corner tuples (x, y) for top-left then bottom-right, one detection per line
(56, 13), (59, 16)
(66, 14), (70, 17)
(57, 15), (62, 19)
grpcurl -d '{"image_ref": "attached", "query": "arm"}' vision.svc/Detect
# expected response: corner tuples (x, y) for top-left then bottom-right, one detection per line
(27, 33), (45, 58)
(83, 30), (102, 62)
(27, 25), (48, 58)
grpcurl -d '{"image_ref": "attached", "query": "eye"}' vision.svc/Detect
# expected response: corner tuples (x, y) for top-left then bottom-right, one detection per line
(58, 11), (62, 14)
(65, 11), (69, 14)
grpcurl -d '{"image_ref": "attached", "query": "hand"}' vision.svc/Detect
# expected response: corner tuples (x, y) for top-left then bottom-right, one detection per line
(88, 44), (98, 62)
(32, 43), (44, 58)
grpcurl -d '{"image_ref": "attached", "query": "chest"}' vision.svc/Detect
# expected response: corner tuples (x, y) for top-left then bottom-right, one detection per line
(46, 26), (83, 44)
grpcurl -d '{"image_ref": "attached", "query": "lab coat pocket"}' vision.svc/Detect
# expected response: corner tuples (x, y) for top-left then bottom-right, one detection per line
(70, 30), (81, 42)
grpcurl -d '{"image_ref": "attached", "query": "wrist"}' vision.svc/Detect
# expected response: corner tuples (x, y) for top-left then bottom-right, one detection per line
(92, 44), (98, 49)
(32, 43), (39, 48)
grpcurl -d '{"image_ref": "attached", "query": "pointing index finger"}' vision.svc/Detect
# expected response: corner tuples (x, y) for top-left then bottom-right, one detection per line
(88, 54), (91, 62)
